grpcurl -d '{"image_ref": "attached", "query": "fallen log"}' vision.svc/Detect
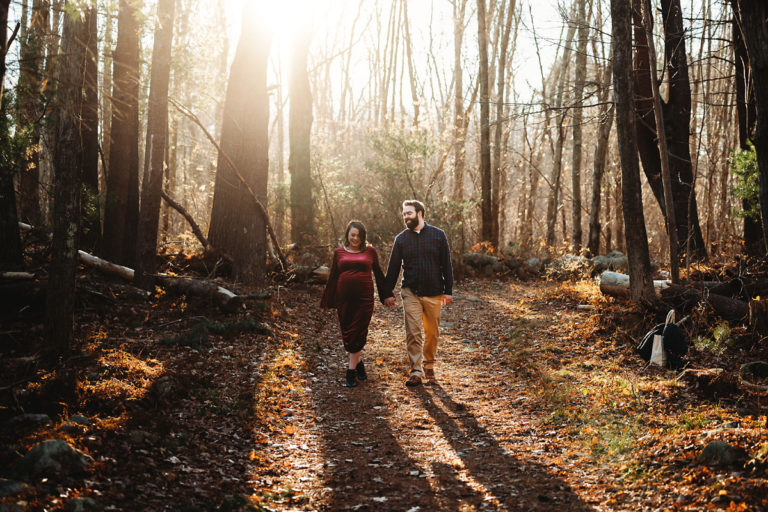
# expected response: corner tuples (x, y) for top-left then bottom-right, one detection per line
(77, 250), (242, 310)
(661, 284), (749, 323)
(18, 222), (248, 310)
(1, 272), (35, 279)
(598, 271), (670, 297)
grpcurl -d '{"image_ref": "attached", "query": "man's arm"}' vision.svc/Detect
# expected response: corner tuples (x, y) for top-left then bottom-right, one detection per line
(384, 236), (403, 297)
(439, 231), (453, 297)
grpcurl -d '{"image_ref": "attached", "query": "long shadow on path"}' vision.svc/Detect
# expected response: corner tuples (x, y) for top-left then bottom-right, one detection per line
(416, 383), (593, 511)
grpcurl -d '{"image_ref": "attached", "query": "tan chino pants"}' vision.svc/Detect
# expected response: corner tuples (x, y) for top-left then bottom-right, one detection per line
(401, 287), (442, 377)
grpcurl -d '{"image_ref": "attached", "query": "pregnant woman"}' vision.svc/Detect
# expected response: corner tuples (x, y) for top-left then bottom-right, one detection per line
(320, 220), (391, 387)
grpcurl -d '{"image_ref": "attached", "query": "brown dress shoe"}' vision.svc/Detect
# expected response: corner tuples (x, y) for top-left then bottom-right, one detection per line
(405, 375), (422, 387)
(424, 368), (435, 380)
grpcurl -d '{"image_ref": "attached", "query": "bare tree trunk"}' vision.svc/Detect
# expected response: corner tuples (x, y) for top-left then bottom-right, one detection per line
(135, 0), (175, 290)
(452, 0), (468, 254)
(100, 4), (113, 167)
(730, 0), (763, 254)
(632, 0), (706, 262)
(80, 2), (100, 251)
(570, 0), (589, 251)
(491, 0), (515, 247)
(587, 57), (614, 257)
(208, 4), (272, 283)
(478, 0), (492, 242)
(289, 28), (314, 245)
(103, 0), (141, 267)
(0, 0), (23, 269)
(642, 0), (679, 282)
(16, 0), (49, 227)
(45, 4), (88, 356)
(734, 1), (768, 253)
(611, 0), (656, 303)
(402, 0), (420, 127)
(546, 9), (577, 247)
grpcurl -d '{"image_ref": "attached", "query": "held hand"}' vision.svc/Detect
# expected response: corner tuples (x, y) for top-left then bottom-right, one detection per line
(442, 295), (453, 306)
(384, 297), (396, 307)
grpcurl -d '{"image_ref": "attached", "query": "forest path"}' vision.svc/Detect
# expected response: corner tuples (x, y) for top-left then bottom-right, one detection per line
(250, 279), (607, 511)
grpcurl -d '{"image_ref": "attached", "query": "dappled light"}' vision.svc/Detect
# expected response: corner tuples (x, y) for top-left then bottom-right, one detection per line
(3, 0), (768, 509)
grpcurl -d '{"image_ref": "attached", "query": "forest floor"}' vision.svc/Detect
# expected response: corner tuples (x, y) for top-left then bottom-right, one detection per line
(2, 274), (768, 511)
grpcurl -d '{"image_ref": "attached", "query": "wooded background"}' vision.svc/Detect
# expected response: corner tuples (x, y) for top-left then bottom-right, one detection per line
(1, 0), (768, 350)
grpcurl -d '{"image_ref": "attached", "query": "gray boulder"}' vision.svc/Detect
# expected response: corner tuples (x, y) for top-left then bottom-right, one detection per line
(525, 258), (543, 273)
(697, 441), (747, 467)
(68, 415), (90, 426)
(462, 253), (505, 275)
(14, 440), (94, 477)
(591, 251), (628, 273)
(0, 479), (28, 498)
(8, 414), (52, 427)
(66, 497), (100, 511)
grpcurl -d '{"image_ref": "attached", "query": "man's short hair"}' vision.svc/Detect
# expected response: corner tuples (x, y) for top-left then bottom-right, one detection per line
(402, 199), (425, 217)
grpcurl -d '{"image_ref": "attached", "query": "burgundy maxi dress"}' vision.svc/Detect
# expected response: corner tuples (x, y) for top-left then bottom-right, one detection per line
(320, 246), (388, 353)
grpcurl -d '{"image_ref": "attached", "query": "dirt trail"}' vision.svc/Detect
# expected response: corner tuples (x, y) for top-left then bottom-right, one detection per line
(249, 280), (605, 511)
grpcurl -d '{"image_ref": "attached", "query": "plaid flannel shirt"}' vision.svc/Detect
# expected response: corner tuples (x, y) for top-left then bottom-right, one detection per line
(384, 223), (453, 298)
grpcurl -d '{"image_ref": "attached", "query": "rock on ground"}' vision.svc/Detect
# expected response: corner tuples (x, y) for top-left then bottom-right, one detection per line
(14, 439), (94, 478)
(697, 441), (747, 467)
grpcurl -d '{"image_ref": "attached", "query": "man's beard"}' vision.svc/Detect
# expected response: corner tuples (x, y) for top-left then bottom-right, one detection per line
(405, 218), (419, 230)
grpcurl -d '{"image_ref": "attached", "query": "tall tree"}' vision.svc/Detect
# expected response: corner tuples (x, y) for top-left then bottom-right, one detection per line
(452, 0), (468, 253)
(289, 26), (313, 246)
(16, 0), (49, 227)
(491, 0), (515, 247)
(733, 0), (768, 254)
(208, 4), (272, 283)
(570, 0), (589, 250)
(0, 0), (23, 270)
(135, 0), (175, 289)
(586, 49), (614, 256)
(641, 0), (679, 282)
(545, 10), (577, 247)
(80, 2), (100, 250)
(45, 4), (88, 356)
(631, 0), (706, 261)
(611, 0), (656, 303)
(103, 0), (141, 266)
(477, 0), (492, 242)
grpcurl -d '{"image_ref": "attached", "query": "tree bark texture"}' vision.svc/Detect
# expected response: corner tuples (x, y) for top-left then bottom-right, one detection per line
(641, 0), (680, 282)
(734, 0), (768, 254)
(135, 0), (175, 290)
(208, 4), (272, 283)
(289, 29), (314, 246)
(45, 6), (88, 356)
(631, 0), (706, 261)
(103, 0), (141, 267)
(452, 0), (467, 253)
(571, 0), (589, 251)
(16, 0), (49, 227)
(477, 0), (492, 242)
(587, 50), (614, 256)
(491, 0), (515, 248)
(611, 0), (656, 303)
(546, 12), (576, 247)
(80, 3), (100, 251)
(0, 0), (23, 270)
(730, 2), (763, 255)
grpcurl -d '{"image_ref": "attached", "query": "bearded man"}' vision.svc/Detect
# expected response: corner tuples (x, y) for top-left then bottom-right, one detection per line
(383, 200), (453, 387)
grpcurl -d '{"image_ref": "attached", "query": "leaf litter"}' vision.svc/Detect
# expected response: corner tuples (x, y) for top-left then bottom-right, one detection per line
(1, 277), (767, 510)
